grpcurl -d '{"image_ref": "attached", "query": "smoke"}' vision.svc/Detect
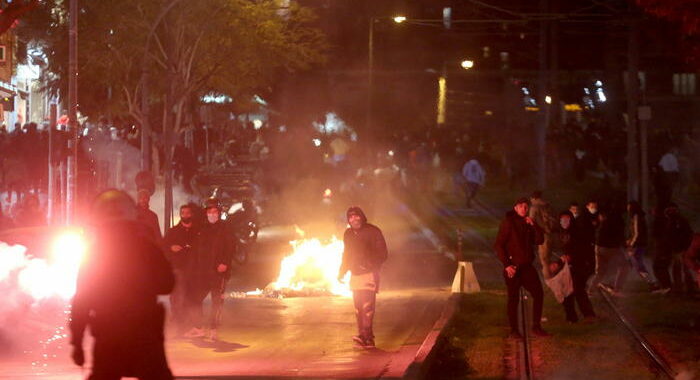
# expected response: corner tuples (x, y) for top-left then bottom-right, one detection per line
(83, 134), (142, 192)
(0, 241), (74, 361)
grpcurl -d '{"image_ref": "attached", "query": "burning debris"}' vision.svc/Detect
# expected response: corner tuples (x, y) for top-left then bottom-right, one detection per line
(233, 229), (351, 298)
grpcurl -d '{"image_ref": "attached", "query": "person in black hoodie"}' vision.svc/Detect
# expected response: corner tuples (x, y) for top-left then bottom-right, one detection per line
(186, 198), (238, 340)
(338, 206), (388, 348)
(494, 197), (547, 338)
(70, 189), (175, 379)
(589, 207), (628, 293)
(557, 211), (596, 323)
(164, 203), (200, 334)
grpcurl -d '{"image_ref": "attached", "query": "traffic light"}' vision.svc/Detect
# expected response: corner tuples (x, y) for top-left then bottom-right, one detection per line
(0, 96), (14, 112)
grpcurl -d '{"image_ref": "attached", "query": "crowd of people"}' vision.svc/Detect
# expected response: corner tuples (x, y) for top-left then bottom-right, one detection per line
(496, 191), (700, 338)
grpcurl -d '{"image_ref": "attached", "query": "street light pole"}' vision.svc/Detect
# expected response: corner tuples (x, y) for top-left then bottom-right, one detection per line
(366, 17), (375, 135)
(67, 0), (78, 224)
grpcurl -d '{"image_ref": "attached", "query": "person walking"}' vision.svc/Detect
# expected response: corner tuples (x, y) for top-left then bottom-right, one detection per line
(185, 198), (237, 341)
(461, 156), (485, 209)
(589, 208), (628, 294)
(164, 203), (200, 334)
(70, 189), (175, 379)
(625, 201), (659, 291)
(653, 203), (695, 294)
(338, 206), (388, 348)
(494, 197), (548, 338)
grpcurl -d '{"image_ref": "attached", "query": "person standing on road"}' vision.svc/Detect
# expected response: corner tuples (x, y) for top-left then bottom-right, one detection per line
(70, 189), (175, 379)
(164, 203), (200, 335)
(136, 188), (162, 242)
(185, 198), (237, 341)
(338, 206), (388, 348)
(494, 197), (548, 338)
(529, 191), (558, 279)
(461, 155), (485, 209)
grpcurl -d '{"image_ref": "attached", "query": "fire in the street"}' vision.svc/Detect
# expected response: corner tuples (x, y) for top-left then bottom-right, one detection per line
(268, 230), (351, 297)
(0, 231), (87, 302)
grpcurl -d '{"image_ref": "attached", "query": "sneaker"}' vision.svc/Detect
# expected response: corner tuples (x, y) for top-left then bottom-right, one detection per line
(651, 287), (671, 295)
(508, 330), (523, 340)
(363, 338), (376, 348)
(531, 327), (551, 337)
(599, 283), (615, 293)
(184, 327), (205, 338)
(352, 335), (365, 346)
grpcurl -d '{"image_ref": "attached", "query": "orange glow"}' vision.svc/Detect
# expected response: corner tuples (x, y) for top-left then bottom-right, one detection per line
(269, 230), (351, 297)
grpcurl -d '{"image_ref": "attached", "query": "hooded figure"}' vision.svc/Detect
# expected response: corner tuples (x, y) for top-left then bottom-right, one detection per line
(338, 206), (388, 348)
(70, 189), (175, 379)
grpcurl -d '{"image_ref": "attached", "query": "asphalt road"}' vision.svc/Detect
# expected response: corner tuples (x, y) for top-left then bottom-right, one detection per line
(0, 191), (456, 379)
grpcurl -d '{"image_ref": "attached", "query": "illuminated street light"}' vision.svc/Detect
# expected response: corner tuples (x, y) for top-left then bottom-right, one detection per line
(460, 60), (474, 70)
(545, 95), (552, 104)
(393, 16), (407, 23)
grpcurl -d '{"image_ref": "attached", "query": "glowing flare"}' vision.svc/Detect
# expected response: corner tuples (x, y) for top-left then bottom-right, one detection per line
(0, 231), (87, 302)
(270, 234), (351, 297)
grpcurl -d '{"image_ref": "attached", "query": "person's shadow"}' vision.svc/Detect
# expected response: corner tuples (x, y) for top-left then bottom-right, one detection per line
(189, 338), (249, 353)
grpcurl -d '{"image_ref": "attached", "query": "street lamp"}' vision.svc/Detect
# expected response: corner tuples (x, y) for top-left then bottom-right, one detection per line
(460, 59), (474, 70)
(367, 15), (406, 133)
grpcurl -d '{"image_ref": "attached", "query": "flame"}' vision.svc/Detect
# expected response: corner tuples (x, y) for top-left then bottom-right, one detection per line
(269, 234), (351, 297)
(0, 230), (87, 302)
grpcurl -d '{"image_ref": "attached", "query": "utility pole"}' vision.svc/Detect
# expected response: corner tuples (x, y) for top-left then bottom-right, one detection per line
(366, 17), (374, 135)
(536, 0), (549, 189)
(67, 0), (78, 224)
(626, 19), (641, 202)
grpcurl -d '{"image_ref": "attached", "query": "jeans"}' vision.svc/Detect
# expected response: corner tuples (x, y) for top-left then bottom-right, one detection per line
(353, 290), (377, 340)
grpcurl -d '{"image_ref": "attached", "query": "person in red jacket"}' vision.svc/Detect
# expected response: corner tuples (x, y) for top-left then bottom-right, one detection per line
(338, 206), (388, 348)
(494, 197), (548, 339)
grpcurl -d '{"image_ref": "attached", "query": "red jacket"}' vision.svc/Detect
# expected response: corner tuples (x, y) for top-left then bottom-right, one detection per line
(494, 211), (544, 267)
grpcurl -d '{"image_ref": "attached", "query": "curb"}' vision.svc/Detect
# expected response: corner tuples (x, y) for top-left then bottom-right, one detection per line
(402, 293), (461, 380)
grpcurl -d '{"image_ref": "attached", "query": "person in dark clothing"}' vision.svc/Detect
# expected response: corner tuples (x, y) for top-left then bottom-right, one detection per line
(654, 203), (695, 294)
(164, 203), (200, 334)
(557, 211), (596, 323)
(338, 206), (388, 348)
(589, 208), (628, 293)
(625, 201), (658, 291)
(494, 197), (548, 338)
(70, 189), (175, 380)
(185, 198), (237, 341)
(136, 188), (162, 242)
